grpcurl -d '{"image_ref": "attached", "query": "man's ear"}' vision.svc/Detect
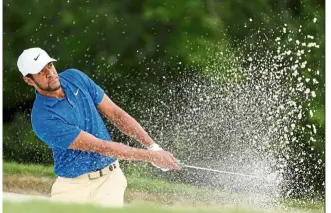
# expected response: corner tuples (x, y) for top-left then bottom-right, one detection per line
(23, 76), (35, 87)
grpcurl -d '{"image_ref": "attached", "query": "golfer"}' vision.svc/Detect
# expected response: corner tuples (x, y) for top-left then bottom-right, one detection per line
(17, 47), (182, 207)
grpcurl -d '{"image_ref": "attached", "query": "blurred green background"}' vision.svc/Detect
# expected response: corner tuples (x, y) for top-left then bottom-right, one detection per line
(3, 0), (324, 199)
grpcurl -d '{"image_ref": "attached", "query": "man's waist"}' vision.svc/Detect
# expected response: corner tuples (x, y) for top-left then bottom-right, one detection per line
(57, 160), (120, 181)
(54, 156), (117, 178)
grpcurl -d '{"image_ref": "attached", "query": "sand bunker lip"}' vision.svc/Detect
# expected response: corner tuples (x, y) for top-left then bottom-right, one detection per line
(3, 192), (50, 203)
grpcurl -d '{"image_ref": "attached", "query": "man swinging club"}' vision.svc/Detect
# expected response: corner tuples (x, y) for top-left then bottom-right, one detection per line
(17, 47), (182, 207)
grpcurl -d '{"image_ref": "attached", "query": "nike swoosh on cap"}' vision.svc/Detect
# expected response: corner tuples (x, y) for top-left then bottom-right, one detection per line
(34, 54), (40, 61)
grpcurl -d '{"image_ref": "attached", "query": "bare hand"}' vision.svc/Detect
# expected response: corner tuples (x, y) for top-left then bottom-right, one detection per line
(149, 150), (182, 170)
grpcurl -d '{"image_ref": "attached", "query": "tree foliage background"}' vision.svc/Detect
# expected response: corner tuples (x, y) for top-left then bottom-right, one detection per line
(3, 0), (324, 199)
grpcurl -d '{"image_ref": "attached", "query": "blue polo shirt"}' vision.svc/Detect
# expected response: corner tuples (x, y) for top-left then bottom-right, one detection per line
(31, 68), (117, 178)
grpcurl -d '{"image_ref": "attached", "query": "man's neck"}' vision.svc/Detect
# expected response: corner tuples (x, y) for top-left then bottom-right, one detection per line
(37, 87), (65, 99)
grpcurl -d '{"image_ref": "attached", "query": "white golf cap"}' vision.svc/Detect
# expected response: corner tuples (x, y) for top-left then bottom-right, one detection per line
(17, 47), (57, 76)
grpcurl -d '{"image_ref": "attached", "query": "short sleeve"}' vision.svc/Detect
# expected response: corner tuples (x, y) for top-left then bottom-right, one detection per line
(71, 69), (105, 106)
(32, 115), (81, 149)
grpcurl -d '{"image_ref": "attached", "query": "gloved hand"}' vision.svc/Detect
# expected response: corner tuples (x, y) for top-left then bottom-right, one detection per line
(147, 143), (169, 171)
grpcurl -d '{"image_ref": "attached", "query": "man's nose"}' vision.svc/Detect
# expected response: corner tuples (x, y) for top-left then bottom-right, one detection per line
(47, 69), (57, 78)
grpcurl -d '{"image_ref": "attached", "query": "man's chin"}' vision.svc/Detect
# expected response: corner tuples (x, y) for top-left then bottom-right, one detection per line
(50, 85), (61, 92)
(42, 84), (61, 92)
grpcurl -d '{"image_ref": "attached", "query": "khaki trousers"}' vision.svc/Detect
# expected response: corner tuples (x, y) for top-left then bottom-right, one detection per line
(51, 161), (127, 207)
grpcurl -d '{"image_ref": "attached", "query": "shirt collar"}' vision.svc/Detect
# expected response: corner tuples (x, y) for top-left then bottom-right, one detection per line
(60, 77), (68, 88)
(35, 77), (67, 107)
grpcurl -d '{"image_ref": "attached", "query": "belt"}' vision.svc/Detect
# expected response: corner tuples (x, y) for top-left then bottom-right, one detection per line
(86, 161), (118, 180)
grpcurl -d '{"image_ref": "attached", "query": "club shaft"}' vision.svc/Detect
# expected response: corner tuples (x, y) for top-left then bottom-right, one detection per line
(182, 164), (260, 178)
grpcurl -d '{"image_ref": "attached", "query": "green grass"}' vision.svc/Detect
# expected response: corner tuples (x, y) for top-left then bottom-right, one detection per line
(3, 161), (55, 177)
(281, 198), (325, 212)
(2, 199), (325, 213)
(3, 161), (216, 199)
(1, 200), (282, 213)
(3, 162), (325, 213)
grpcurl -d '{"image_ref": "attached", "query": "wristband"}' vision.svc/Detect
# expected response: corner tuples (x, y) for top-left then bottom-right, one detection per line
(147, 143), (162, 151)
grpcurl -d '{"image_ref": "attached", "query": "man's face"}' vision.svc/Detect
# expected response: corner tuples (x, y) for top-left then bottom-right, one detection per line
(25, 62), (61, 92)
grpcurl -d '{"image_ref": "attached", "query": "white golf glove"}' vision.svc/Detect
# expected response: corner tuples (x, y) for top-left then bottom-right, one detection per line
(147, 143), (169, 171)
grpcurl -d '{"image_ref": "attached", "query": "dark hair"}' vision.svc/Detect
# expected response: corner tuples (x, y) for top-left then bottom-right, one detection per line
(26, 74), (33, 79)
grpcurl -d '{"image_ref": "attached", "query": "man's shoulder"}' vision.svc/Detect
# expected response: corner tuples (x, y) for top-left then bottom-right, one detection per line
(59, 68), (85, 79)
(31, 102), (51, 122)
(60, 69), (93, 91)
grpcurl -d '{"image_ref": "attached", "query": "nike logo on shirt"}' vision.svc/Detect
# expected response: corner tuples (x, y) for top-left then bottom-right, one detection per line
(74, 89), (79, 96)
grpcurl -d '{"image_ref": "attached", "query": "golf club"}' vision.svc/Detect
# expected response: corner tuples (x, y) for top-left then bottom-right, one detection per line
(176, 160), (263, 179)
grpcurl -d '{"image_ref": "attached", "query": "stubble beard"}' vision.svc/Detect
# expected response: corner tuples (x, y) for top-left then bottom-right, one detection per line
(32, 78), (61, 92)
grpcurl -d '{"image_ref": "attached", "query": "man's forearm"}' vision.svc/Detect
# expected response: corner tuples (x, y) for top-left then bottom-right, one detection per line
(109, 107), (154, 147)
(99, 141), (155, 161)
(69, 131), (155, 161)
(97, 95), (154, 147)
(69, 130), (181, 170)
